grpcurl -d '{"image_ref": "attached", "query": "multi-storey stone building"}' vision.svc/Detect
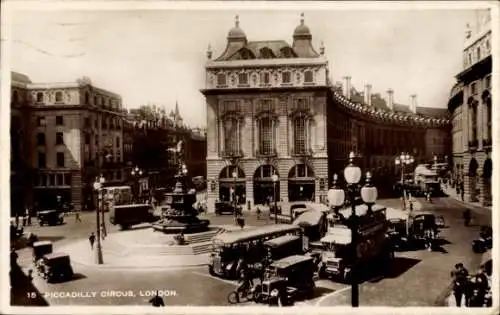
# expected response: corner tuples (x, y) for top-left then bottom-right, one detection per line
(202, 14), (451, 212)
(448, 10), (492, 206)
(10, 73), (125, 213)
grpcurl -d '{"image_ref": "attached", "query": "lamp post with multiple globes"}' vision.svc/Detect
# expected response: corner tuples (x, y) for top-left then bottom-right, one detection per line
(232, 170), (238, 223)
(395, 152), (415, 210)
(327, 151), (378, 307)
(92, 175), (106, 264)
(130, 166), (144, 202)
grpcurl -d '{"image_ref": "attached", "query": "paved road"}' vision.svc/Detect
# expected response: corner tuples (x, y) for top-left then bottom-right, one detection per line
(11, 197), (489, 307)
(316, 197), (491, 306)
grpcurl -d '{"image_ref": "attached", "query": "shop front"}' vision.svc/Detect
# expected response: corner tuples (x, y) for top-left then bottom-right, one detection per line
(288, 164), (315, 202)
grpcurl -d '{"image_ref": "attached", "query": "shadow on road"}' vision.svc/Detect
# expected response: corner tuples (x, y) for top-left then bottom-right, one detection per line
(72, 273), (87, 282)
(11, 235), (66, 251)
(387, 257), (420, 278)
(10, 264), (49, 306)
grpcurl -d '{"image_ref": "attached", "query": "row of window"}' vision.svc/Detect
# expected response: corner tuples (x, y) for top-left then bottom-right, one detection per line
(37, 152), (65, 168)
(37, 115), (64, 127)
(83, 133), (121, 148)
(222, 117), (310, 156)
(37, 132), (64, 146)
(216, 70), (314, 87)
(84, 116), (123, 130)
(34, 172), (72, 187)
(464, 38), (491, 68)
(34, 91), (121, 108)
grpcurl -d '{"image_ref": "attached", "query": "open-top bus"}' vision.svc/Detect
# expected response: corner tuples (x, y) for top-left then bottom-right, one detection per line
(209, 224), (304, 279)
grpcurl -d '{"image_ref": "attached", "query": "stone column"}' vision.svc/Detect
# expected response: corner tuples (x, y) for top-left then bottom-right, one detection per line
(478, 176), (485, 206)
(280, 179), (288, 203)
(71, 171), (83, 212)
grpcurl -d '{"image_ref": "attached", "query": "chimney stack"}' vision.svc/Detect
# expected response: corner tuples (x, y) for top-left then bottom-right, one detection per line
(364, 84), (372, 106)
(410, 94), (417, 113)
(386, 89), (394, 111)
(343, 76), (352, 99)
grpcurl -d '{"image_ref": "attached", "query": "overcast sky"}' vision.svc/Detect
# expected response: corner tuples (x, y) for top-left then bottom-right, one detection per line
(9, 5), (484, 127)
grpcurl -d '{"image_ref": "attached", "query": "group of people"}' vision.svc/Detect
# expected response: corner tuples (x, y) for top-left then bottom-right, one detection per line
(451, 263), (491, 307)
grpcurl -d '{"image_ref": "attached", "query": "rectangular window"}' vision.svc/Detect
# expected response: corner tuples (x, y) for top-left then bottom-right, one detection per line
(84, 117), (91, 128)
(259, 118), (274, 155)
(38, 152), (46, 168)
(304, 70), (314, 83)
(238, 73), (248, 86)
(260, 72), (270, 85)
(56, 173), (63, 186)
(56, 152), (65, 167)
(37, 117), (46, 126)
(116, 136), (120, 148)
(85, 133), (90, 145)
(116, 171), (122, 180)
(37, 133), (46, 146)
(217, 73), (227, 86)
(40, 174), (47, 186)
(56, 132), (64, 145)
(36, 92), (44, 103)
(282, 71), (291, 84)
(485, 75), (491, 90)
(55, 92), (63, 103)
(49, 174), (55, 186)
(223, 118), (240, 155)
(294, 118), (307, 155)
(64, 174), (71, 186)
(56, 116), (64, 125)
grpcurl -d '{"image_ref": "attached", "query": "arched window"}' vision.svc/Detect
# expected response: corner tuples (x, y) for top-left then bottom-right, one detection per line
(293, 117), (307, 155)
(288, 164), (315, 178)
(217, 73), (226, 86)
(468, 98), (478, 142)
(223, 117), (240, 156)
(258, 116), (275, 155)
(259, 47), (275, 59)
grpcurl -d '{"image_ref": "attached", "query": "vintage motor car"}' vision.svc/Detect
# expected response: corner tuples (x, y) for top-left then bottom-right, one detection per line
(472, 226), (493, 253)
(215, 201), (242, 216)
(39, 252), (74, 283)
(32, 241), (53, 264)
(263, 235), (304, 265)
(38, 210), (64, 226)
(254, 255), (316, 306)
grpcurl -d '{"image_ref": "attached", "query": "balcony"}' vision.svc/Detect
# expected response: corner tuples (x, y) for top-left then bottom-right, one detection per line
(221, 149), (244, 159)
(468, 139), (478, 150)
(256, 148), (277, 158)
(291, 147), (312, 157)
(483, 138), (492, 148)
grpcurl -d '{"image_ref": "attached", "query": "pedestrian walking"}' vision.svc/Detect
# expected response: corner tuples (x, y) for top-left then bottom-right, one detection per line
(10, 248), (18, 266)
(25, 207), (31, 226)
(75, 211), (82, 223)
(22, 214), (27, 227)
(460, 181), (465, 201)
(89, 232), (96, 250)
(463, 209), (472, 227)
(451, 263), (469, 307)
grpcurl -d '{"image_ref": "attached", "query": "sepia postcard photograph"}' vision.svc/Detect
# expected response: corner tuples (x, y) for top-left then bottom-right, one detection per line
(1, 1), (498, 314)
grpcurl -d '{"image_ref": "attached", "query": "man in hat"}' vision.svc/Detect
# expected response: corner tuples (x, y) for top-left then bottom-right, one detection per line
(450, 263), (469, 307)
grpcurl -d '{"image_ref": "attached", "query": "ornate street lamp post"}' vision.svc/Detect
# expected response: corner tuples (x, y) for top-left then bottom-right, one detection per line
(92, 175), (105, 264)
(131, 166), (143, 202)
(232, 170), (238, 223)
(271, 171), (279, 224)
(327, 152), (378, 307)
(395, 152), (414, 210)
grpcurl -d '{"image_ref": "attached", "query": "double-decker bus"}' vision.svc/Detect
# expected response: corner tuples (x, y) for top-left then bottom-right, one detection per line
(209, 224), (303, 279)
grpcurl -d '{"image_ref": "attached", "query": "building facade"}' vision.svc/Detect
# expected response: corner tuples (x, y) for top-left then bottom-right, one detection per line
(10, 74), (125, 213)
(448, 10), (492, 206)
(202, 15), (451, 212)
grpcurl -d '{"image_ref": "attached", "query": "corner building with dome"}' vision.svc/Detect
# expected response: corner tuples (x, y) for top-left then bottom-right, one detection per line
(201, 15), (451, 212)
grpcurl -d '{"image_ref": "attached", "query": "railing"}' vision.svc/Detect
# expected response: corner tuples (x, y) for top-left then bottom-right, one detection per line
(256, 148), (277, 158)
(468, 139), (478, 149)
(221, 149), (244, 158)
(291, 147), (312, 157)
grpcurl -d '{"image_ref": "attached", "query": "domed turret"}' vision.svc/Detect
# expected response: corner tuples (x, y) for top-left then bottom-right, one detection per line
(293, 13), (311, 39)
(227, 15), (246, 41)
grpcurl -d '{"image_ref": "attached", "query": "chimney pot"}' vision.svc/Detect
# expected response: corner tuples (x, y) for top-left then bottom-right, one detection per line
(364, 84), (372, 106)
(386, 89), (394, 111)
(343, 76), (352, 99)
